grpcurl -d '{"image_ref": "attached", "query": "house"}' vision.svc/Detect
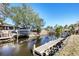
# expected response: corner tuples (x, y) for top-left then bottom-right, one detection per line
(0, 22), (14, 30)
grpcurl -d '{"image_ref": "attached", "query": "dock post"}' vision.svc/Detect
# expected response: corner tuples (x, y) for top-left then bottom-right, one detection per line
(33, 44), (36, 50)
(16, 30), (19, 43)
(32, 44), (36, 55)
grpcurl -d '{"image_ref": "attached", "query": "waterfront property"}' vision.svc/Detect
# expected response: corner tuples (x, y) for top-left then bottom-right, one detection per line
(0, 30), (14, 39)
(0, 24), (14, 30)
(0, 24), (15, 40)
(1, 3), (79, 56)
(0, 23), (30, 40)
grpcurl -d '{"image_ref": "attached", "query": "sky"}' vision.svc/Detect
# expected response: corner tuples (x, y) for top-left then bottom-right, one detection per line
(5, 3), (79, 27)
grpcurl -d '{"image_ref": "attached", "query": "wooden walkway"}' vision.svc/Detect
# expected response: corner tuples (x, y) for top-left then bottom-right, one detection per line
(33, 38), (64, 56)
(0, 36), (13, 40)
(0, 30), (14, 40)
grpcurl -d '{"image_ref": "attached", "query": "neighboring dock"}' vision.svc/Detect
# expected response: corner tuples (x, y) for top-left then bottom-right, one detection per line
(0, 30), (15, 43)
(0, 30), (14, 39)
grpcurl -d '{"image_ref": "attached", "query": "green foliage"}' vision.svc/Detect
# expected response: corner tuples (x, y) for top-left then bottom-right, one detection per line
(45, 26), (53, 31)
(0, 3), (44, 30)
(0, 3), (10, 20)
(68, 24), (74, 34)
(0, 19), (3, 24)
(64, 25), (68, 29)
(10, 4), (44, 30)
(36, 26), (41, 33)
(55, 25), (63, 38)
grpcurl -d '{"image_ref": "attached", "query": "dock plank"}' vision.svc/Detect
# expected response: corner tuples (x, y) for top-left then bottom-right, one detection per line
(0, 36), (12, 40)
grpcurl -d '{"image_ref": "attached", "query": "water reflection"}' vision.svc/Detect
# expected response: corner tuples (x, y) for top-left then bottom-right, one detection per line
(27, 40), (36, 50)
(0, 35), (57, 56)
(0, 39), (37, 56)
(0, 43), (20, 56)
(40, 35), (57, 45)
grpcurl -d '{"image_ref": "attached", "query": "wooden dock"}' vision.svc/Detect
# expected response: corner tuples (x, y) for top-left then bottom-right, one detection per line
(0, 36), (13, 40)
(33, 38), (64, 56)
(0, 30), (14, 40)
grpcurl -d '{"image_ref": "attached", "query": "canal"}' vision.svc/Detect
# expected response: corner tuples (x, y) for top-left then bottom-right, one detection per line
(0, 35), (57, 56)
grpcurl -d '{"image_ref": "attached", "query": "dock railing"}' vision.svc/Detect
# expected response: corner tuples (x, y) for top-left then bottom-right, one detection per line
(0, 30), (14, 39)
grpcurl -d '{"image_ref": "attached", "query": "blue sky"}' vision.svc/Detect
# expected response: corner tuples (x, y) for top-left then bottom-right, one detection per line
(6, 3), (79, 27)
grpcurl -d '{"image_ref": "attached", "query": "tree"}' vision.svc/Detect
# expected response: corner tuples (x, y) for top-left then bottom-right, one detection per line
(54, 25), (63, 38)
(0, 3), (11, 26)
(0, 19), (4, 24)
(10, 4), (44, 32)
(0, 3), (10, 20)
(68, 24), (75, 34)
(64, 25), (68, 29)
(45, 26), (53, 31)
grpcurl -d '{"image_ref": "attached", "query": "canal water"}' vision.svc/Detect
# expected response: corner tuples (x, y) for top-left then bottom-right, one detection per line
(0, 35), (57, 56)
